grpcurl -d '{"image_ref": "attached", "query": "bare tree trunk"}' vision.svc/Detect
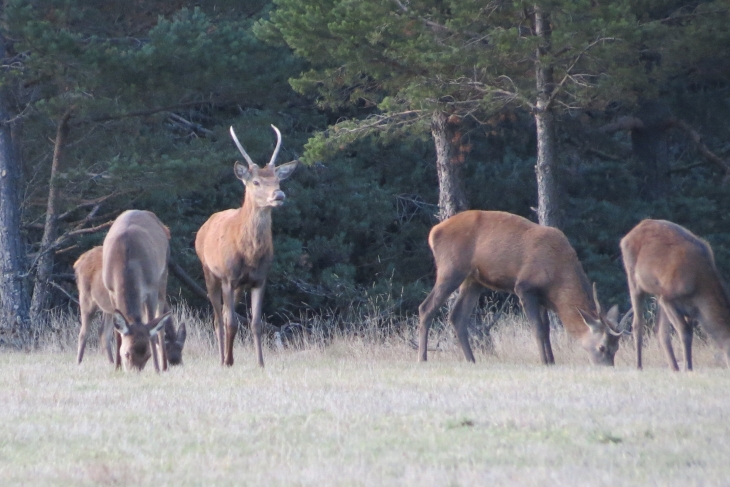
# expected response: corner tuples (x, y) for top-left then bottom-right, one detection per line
(431, 110), (468, 221)
(0, 37), (30, 343)
(29, 110), (73, 323)
(534, 6), (562, 330)
(534, 5), (560, 229)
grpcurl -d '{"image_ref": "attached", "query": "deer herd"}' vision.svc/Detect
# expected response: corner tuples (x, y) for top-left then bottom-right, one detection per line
(72, 125), (730, 373)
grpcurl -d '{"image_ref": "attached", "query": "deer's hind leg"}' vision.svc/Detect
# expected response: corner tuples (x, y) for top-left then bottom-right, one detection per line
(76, 298), (97, 365)
(448, 280), (482, 363)
(418, 268), (468, 362)
(202, 266), (225, 365)
(656, 306), (679, 371)
(661, 301), (694, 371)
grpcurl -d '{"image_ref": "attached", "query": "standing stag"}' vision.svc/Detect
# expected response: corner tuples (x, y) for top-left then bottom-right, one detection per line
(621, 219), (730, 370)
(195, 125), (298, 367)
(74, 246), (187, 366)
(103, 210), (173, 372)
(419, 211), (628, 365)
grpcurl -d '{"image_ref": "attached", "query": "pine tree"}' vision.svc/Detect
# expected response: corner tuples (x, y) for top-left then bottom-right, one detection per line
(260, 0), (649, 227)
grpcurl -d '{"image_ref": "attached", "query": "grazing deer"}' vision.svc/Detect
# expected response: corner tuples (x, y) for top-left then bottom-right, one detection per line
(621, 219), (730, 370)
(419, 210), (628, 365)
(195, 125), (298, 367)
(103, 210), (173, 372)
(75, 246), (188, 366)
(74, 246), (115, 364)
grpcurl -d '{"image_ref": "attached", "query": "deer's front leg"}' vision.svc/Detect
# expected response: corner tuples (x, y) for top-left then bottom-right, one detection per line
(250, 285), (266, 368)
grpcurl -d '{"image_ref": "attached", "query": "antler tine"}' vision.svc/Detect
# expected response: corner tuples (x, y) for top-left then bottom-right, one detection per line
(229, 126), (256, 168)
(618, 308), (634, 334)
(592, 282), (602, 316)
(268, 124), (282, 167)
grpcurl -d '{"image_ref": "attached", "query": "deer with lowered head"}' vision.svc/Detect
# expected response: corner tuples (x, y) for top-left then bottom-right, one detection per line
(103, 210), (174, 372)
(195, 125), (298, 367)
(74, 246), (187, 366)
(621, 219), (730, 370)
(418, 210), (629, 365)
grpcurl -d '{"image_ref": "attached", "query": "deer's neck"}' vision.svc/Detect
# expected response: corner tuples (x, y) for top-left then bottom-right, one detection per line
(235, 195), (273, 263)
(697, 277), (730, 342)
(549, 268), (595, 339)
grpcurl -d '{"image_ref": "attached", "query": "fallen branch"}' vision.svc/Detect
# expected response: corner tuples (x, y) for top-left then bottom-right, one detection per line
(586, 147), (622, 161)
(64, 220), (114, 238)
(167, 258), (250, 327)
(49, 280), (79, 306)
(599, 116), (645, 134)
(670, 118), (730, 180)
(168, 259), (208, 301)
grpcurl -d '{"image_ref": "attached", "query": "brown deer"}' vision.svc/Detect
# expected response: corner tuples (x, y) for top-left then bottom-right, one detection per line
(75, 247), (188, 366)
(195, 125), (298, 367)
(418, 210), (628, 365)
(74, 246), (115, 364)
(621, 219), (730, 370)
(103, 210), (173, 372)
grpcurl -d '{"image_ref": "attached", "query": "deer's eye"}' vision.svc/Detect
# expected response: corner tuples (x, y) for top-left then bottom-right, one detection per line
(598, 345), (606, 353)
(252, 180), (260, 186)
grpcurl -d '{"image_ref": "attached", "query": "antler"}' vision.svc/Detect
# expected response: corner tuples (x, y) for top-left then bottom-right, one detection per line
(268, 125), (282, 167)
(618, 308), (634, 334)
(603, 308), (634, 337)
(229, 126), (256, 168)
(592, 282), (602, 317)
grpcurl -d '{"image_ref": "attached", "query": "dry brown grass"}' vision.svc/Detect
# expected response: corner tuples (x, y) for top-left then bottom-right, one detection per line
(1, 304), (729, 486)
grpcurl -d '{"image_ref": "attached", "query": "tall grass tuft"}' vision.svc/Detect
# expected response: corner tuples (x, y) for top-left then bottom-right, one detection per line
(30, 296), (726, 369)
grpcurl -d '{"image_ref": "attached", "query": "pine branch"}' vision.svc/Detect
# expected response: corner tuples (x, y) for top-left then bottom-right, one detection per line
(55, 191), (129, 222)
(546, 37), (621, 110)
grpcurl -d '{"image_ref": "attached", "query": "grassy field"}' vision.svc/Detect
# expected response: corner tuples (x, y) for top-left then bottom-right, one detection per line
(1, 307), (729, 486)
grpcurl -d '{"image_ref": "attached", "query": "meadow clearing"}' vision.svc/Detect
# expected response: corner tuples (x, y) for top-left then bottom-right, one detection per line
(1, 305), (729, 486)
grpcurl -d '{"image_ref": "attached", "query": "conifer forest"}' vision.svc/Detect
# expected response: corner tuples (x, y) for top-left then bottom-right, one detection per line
(2, 0), (730, 340)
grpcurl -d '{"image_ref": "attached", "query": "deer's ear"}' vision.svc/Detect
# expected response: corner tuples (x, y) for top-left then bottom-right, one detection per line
(148, 313), (171, 337)
(577, 308), (602, 334)
(176, 322), (187, 346)
(234, 161), (253, 182)
(275, 160), (299, 181)
(113, 311), (130, 336)
(605, 304), (620, 325)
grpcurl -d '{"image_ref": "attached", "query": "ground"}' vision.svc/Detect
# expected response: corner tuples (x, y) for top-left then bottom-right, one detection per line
(1, 308), (728, 486)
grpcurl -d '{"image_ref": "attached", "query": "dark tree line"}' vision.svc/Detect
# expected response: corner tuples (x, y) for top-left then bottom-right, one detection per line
(2, 0), (730, 343)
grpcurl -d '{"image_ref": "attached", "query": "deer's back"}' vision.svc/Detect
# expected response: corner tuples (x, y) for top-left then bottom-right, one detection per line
(74, 246), (114, 313)
(429, 211), (581, 292)
(621, 219), (718, 299)
(102, 210), (170, 299)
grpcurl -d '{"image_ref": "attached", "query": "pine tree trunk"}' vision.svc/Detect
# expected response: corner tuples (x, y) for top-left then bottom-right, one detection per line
(0, 35), (30, 343)
(29, 110), (73, 323)
(534, 5), (560, 229)
(631, 101), (671, 200)
(431, 110), (468, 222)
